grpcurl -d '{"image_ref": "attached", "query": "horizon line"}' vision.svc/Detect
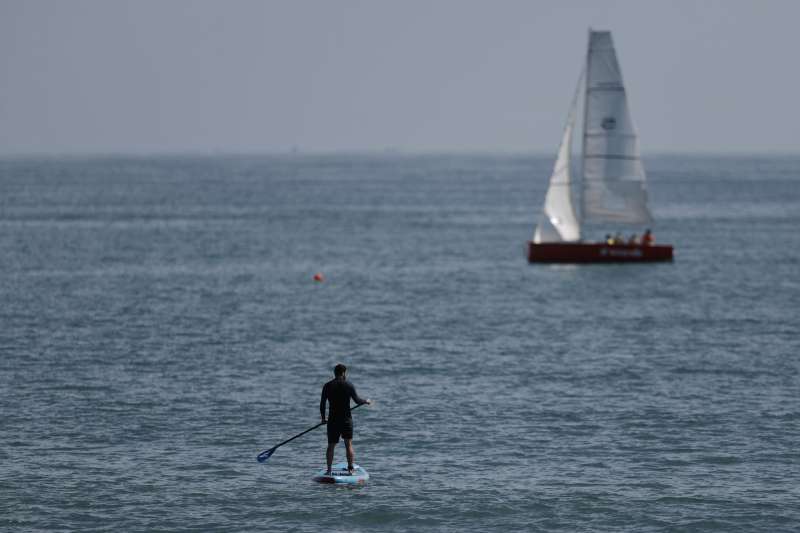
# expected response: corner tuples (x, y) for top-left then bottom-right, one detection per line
(2, 148), (800, 160)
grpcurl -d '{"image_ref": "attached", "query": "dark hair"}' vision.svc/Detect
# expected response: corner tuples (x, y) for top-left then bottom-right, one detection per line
(334, 364), (347, 377)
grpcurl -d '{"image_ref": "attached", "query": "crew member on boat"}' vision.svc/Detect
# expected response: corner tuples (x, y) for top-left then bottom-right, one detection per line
(642, 229), (654, 246)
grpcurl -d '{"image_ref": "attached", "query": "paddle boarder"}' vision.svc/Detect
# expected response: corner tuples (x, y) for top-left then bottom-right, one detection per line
(320, 364), (371, 475)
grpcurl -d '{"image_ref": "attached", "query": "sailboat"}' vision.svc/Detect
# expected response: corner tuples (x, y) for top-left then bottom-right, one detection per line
(527, 30), (673, 263)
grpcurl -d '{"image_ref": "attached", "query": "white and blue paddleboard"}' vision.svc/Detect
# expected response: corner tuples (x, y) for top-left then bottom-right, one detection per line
(313, 462), (369, 485)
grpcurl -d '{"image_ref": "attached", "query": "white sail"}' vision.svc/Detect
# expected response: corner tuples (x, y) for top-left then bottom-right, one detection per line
(581, 30), (653, 224)
(533, 115), (580, 243)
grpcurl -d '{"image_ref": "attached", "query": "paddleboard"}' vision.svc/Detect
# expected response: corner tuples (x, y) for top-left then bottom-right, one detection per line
(313, 462), (369, 485)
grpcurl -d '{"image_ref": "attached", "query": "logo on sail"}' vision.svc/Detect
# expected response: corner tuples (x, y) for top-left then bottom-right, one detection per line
(601, 117), (616, 130)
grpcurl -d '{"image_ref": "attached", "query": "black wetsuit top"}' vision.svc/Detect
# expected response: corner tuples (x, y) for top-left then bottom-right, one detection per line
(320, 378), (366, 422)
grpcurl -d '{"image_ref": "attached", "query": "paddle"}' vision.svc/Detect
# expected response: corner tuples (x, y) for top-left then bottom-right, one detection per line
(257, 403), (365, 463)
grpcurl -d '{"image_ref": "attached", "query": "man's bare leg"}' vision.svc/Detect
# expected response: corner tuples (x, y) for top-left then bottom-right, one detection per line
(326, 442), (336, 474)
(345, 439), (355, 473)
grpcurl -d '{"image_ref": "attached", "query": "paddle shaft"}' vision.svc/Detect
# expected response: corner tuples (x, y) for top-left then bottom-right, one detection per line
(266, 402), (364, 454)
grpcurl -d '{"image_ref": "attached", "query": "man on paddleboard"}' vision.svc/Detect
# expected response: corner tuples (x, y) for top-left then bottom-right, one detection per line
(320, 364), (371, 475)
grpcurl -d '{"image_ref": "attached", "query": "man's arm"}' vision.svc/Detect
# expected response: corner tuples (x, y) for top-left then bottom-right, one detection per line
(320, 383), (328, 422)
(349, 383), (371, 405)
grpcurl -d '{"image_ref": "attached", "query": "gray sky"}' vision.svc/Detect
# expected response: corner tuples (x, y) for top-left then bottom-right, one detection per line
(1, 0), (799, 155)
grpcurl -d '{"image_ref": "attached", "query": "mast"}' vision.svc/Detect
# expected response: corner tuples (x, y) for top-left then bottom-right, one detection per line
(578, 27), (591, 235)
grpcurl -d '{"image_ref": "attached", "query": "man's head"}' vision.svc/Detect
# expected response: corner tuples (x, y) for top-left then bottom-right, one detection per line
(334, 363), (347, 378)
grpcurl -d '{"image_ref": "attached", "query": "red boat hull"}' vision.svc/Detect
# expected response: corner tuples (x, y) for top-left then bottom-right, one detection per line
(527, 241), (673, 263)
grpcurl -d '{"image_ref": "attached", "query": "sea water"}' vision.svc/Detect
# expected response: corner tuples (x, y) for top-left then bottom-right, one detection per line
(1, 154), (798, 531)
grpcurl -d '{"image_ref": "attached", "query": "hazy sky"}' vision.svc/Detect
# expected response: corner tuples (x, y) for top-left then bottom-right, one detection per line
(1, 0), (799, 155)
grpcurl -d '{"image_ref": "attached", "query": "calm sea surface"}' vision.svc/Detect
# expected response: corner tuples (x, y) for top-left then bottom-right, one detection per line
(1, 154), (798, 531)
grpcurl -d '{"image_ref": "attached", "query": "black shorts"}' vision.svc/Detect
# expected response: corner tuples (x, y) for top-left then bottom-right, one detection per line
(327, 418), (353, 443)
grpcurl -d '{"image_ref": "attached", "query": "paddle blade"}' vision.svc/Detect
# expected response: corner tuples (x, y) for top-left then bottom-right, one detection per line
(257, 447), (276, 463)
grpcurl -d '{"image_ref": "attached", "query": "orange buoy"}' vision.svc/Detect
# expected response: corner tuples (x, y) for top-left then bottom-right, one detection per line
(313, 273), (324, 282)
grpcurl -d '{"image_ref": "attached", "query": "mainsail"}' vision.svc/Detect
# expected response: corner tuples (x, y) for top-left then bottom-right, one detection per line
(581, 30), (652, 224)
(533, 78), (582, 243)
